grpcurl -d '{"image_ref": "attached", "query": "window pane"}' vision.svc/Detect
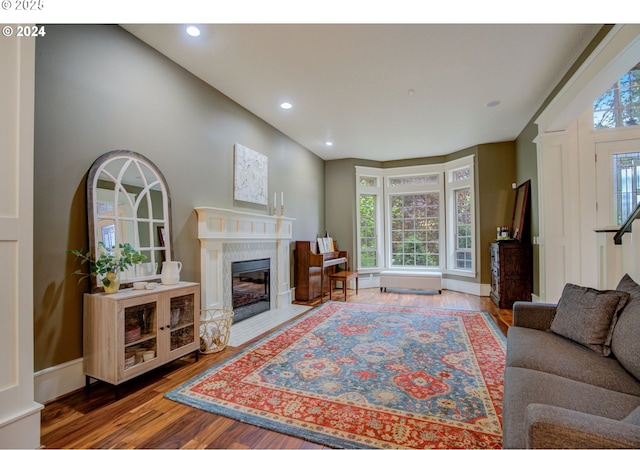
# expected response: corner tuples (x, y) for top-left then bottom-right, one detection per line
(612, 152), (640, 225)
(390, 193), (439, 268)
(388, 174), (439, 186)
(359, 176), (377, 187)
(455, 187), (472, 270)
(453, 168), (471, 180)
(594, 62), (640, 129)
(359, 194), (377, 267)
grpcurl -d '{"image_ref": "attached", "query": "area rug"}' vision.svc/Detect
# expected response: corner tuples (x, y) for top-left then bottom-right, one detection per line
(165, 302), (506, 448)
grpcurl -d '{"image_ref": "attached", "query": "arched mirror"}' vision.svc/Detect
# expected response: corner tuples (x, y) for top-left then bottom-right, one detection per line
(87, 150), (173, 290)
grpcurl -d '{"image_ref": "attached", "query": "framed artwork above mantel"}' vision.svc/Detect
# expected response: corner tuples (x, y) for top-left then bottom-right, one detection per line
(233, 143), (268, 205)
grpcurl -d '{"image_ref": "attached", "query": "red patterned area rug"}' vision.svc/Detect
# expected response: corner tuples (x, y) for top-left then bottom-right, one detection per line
(165, 302), (506, 448)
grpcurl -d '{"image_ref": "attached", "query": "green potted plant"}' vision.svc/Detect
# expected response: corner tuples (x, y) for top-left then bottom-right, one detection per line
(68, 242), (147, 293)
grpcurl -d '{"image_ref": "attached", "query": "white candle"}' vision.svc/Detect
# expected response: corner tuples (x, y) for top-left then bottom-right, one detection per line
(281, 192), (284, 206)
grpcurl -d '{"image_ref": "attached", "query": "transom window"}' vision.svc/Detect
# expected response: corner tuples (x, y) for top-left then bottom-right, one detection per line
(388, 174), (440, 186)
(593, 61), (640, 129)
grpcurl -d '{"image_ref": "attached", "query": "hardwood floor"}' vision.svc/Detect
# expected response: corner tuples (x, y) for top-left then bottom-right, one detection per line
(41, 288), (512, 449)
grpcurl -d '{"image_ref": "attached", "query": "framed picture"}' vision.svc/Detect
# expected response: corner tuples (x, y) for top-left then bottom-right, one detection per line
(511, 180), (530, 242)
(234, 144), (268, 205)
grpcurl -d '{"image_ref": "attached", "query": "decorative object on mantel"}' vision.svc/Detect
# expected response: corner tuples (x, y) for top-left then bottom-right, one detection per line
(234, 143), (268, 205)
(160, 260), (182, 285)
(280, 191), (284, 216)
(68, 242), (147, 294)
(272, 191), (285, 216)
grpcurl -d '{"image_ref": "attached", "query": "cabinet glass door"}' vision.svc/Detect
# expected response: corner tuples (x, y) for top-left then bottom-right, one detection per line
(123, 301), (158, 369)
(169, 293), (195, 351)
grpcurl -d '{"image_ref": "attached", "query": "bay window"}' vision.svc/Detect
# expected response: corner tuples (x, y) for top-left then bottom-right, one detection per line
(356, 157), (474, 276)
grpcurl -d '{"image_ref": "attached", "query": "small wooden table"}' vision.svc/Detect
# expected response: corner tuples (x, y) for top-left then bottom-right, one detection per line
(329, 271), (358, 301)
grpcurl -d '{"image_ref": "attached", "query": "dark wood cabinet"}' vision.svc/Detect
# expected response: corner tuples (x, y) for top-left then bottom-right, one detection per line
(490, 240), (532, 309)
(294, 241), (347, 301)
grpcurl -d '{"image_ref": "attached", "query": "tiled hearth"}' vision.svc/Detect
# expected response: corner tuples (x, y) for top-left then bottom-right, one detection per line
(227, 304), (310, 346)
(195, 207), (310, 345)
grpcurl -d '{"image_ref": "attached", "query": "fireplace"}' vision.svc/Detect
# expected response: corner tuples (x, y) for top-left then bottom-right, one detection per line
(195, 207), (294, 313)
(232, 258), (271, 323)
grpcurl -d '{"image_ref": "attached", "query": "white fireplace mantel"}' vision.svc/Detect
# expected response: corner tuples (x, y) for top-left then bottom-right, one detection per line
(195, 207), (295, 311)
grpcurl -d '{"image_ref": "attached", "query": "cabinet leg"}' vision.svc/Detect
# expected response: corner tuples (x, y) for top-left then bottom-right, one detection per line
(194, 350), (199, 362)
(85, 375), (91, 393)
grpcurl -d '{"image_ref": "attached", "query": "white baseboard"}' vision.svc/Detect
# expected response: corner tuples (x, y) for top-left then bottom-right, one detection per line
(443, 278), (491, 297)
(0, 402), (43, 449)
(34, 357), (85, 404)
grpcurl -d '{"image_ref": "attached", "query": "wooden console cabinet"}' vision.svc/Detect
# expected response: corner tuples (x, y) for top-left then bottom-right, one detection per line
(490, 240), (532, 309)
(295, 241), (347, 301)
(83, 282), (200, 387)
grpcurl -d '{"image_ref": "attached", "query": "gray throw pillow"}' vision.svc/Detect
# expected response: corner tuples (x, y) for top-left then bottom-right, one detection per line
(550, 283), (629, 356)
(612, 274), (640, 379)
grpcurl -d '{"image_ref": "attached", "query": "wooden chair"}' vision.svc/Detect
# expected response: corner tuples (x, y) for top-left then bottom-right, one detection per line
(329, 271), (358, 301)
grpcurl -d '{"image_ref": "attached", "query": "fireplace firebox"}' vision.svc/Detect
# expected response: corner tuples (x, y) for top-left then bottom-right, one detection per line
(232, 258), (271, 323)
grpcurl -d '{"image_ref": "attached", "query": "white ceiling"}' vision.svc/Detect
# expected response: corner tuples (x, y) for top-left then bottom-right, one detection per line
(121, 24), (602, 162)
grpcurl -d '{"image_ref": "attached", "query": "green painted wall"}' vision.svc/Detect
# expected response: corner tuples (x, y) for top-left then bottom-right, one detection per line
(513, 25), (613, 296)
(33, 25), (325, 371)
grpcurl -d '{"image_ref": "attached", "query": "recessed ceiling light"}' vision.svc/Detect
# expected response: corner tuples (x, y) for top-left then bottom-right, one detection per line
(280, 102), (293, 110)
(186, 26), (201, 37)
(325, 141), (334, 147)
(486, 100), (501, 108)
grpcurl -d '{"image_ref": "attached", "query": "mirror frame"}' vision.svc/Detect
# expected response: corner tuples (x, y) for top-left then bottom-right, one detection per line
(87, 150), (173, 291)
(511, 180), (530, 242)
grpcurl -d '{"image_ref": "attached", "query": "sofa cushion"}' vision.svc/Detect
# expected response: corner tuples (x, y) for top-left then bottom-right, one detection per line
(613, 274), (640, 380)
(506, 326), (640, 396)
(502, 367), (640, 449)
(624, 406), (640, 425)
(549, 283), (629, 356)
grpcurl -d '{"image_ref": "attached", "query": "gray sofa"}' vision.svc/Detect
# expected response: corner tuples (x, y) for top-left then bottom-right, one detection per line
(503, 274), (640, 448)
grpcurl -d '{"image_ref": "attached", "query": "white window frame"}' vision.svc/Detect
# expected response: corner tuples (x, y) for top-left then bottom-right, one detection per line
(385, 165), (445, 270)
(445, 155), (476, 277)
(355, 167), (385, 272)
(357, 158), (475, 275)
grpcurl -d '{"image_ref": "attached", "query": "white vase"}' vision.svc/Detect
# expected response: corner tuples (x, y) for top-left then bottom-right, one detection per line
(161, 261), (182, 285)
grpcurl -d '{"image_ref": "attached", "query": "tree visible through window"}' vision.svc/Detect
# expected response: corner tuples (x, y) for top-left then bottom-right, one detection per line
(594, 62), (640, 129)
(390, 193), (439, 267)
(356, 159), (473, 275)
(455, 188), (472, 269)
(359, 194), (377, 267)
